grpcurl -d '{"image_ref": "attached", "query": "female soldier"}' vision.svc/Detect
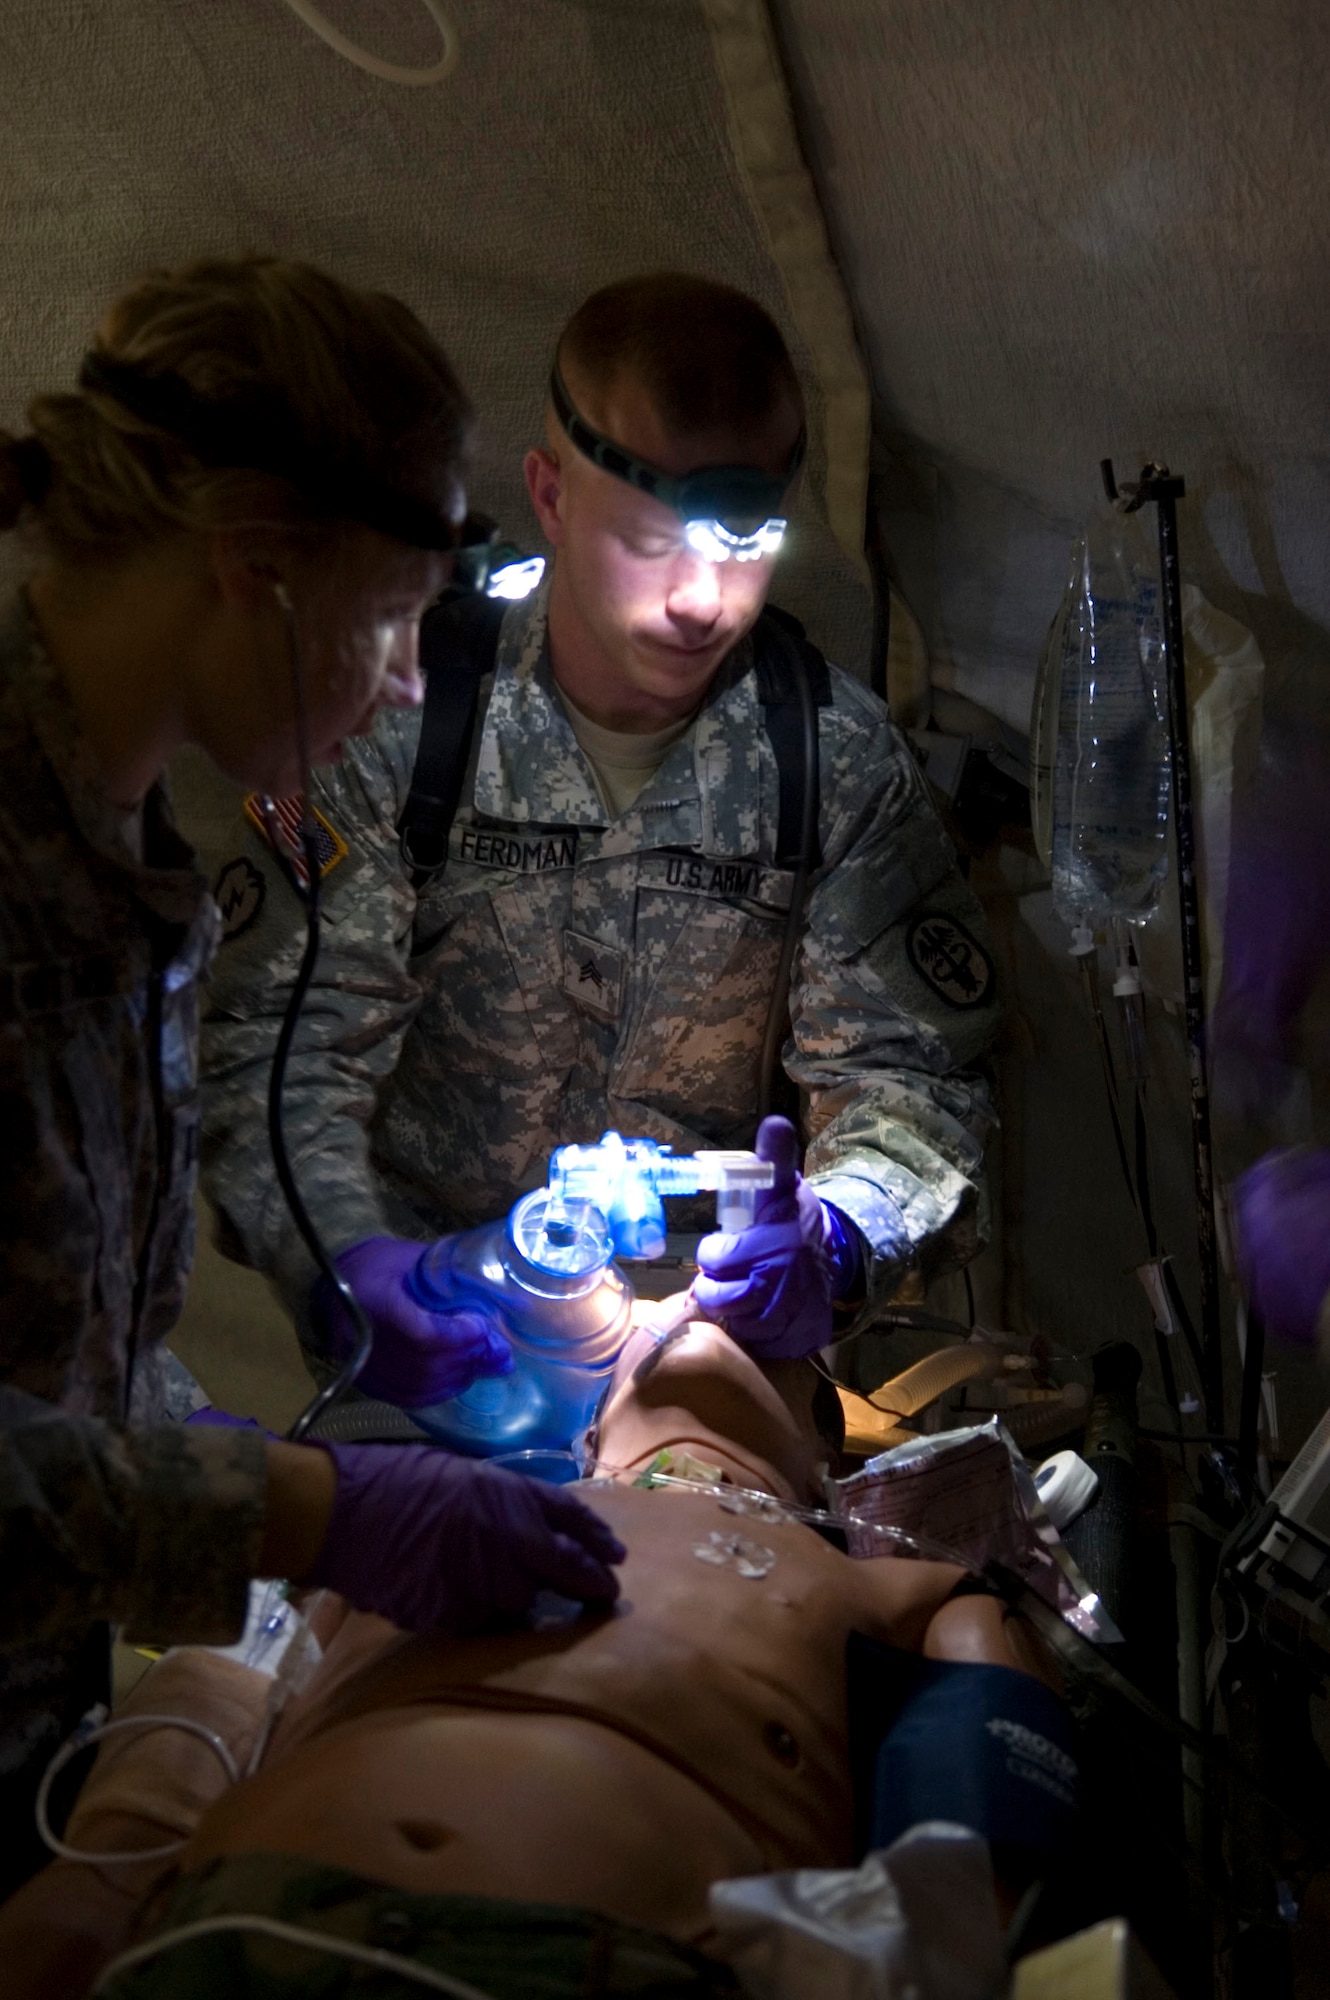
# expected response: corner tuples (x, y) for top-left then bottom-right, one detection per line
(0, 256), (622, 1892)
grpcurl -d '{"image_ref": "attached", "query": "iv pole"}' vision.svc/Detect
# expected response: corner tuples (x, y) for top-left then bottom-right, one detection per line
(1102, 459), (1225, 1432)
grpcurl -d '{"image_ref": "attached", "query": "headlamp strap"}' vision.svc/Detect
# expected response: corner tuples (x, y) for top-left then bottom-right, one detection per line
(77, 352), (462, 553)
(548, 362), (801, 537)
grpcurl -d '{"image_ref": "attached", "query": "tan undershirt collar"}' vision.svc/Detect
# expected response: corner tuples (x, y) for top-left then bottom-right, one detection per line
(556, 683), (698, 819)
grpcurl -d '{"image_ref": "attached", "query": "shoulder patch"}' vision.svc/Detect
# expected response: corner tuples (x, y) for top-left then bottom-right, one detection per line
(906, 911), (995, 1010)
(214, 856), (266, 941)
(244, 793), (348, 888)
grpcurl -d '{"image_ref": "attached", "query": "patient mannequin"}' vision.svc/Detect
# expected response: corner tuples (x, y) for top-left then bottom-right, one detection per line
(1, 1313), (1056, 1994)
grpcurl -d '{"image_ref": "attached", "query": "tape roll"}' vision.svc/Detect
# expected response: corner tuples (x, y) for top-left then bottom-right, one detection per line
(1033, 1449), (1099, 1530)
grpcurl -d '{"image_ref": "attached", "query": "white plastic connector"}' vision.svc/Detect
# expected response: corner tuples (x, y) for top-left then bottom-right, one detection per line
(1111, 917), (1143, 995)
(1034, 1449), (1100, 1530)
(1135, 1259), (1177, 1335)
(1068, 920), (1096, 958)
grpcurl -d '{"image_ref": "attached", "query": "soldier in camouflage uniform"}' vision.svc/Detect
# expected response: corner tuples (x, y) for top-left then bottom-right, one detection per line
(0, 588), (270, 1884)
(201, 275), (1000, 1396)
(0, 257), (623, 1895)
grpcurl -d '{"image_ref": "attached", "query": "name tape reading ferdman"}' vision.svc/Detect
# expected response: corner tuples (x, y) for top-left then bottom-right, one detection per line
(445, 825), (794, 912)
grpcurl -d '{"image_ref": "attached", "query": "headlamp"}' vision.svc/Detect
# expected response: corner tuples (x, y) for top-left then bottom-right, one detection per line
(549, 362), (801, 565)
(449, 514), (546, 599)
(684, 518), (786, 564)
(486, 554), (547, 600)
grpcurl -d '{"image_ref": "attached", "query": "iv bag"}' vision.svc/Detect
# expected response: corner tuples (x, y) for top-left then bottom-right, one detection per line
(1045, 507), (1171, 928)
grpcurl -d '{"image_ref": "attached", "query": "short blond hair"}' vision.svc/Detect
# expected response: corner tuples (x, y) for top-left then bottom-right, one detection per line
(0, 256), (472, 560)
(558, 272), (803, 438)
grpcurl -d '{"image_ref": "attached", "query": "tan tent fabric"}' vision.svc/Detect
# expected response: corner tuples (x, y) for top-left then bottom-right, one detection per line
(702, 0), (872, 584)
(775, 0), (1330, 731)
(0, 0), (871, 672)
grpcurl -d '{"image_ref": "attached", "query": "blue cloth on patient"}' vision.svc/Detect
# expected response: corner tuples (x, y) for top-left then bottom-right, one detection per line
(846, 1633), (1079, 1858)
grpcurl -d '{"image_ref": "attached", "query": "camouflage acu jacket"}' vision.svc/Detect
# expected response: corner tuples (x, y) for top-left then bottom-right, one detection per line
(202, 585), (999, 1350)
(0, 594), (265, 1780)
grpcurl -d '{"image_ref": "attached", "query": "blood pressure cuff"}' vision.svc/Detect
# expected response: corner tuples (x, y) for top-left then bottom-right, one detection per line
(847, 1633), (1078, 1861)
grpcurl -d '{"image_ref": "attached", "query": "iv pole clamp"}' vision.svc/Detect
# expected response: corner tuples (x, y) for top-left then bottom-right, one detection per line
(1102, 458), (1224, 1432)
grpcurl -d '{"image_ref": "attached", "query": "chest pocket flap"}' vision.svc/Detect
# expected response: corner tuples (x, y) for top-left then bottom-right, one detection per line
(615, 888), (783, 1119)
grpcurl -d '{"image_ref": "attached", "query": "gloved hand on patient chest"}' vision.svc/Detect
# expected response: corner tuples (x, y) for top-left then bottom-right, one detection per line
(305, 1444), (626, 1633)
(311, 1235), (511, 1408)
(692, 1115), (862, 1360)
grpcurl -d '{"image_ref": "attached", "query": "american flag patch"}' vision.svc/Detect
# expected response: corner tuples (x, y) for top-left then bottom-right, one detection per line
(244, 793), (348, 888)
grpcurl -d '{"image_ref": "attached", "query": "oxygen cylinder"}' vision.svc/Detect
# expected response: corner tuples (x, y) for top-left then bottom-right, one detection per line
(407, 1190), (633, 1474)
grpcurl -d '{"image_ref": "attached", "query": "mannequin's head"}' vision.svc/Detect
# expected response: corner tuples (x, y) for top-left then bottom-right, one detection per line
(597, 1315), (827, 1507)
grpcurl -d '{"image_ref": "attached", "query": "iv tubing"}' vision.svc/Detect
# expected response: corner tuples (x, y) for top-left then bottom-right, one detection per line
(36, 1712), (239, 1866)
(278, 0), (459, 87)
(1139, 466), (1225, 1428)
(95, 1915), (494, 1998)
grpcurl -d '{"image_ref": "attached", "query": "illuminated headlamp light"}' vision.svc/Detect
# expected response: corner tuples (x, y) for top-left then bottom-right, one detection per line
(450, 516), (547, 600)
(549, 363), (803, 566)
(486, 554), (546, 599)
(683, 517), (787, 564)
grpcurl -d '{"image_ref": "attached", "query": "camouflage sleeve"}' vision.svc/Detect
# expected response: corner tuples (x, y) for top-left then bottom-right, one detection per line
(790, 700), (1000, 1319)
(199, 718), (422, 1324)
(0, 1388), (266, 1647)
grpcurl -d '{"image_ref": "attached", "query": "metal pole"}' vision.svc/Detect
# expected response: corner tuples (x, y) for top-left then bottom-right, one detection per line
(1141, 468), (1225, 1431)
(1237, 1301), (1266, 1491)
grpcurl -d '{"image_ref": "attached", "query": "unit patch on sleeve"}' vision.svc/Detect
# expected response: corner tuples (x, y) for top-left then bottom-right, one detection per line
(214, 856), (266, 941)
(906, 911), (995, 1009)
(244, 793), (349, 889)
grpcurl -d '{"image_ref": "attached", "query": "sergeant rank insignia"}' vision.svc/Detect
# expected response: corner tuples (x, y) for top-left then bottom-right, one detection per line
(244, 793), (349, 890)
(906, 912), (994, 1009)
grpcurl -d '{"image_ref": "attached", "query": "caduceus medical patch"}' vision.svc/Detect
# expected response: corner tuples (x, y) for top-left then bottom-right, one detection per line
(213, 856), (266, 941)
(905, 911), (994, 1010)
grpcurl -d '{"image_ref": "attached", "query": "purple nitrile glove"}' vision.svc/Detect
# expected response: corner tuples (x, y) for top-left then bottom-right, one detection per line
(691, 1114), (863, 1361)
(1212, 720), (1330, 1125)
(311, 1235), (512, 1410)
(185, 1408), (277, 1439)
(1233, 1146), (1330, 1348)
(303, 1443), (626, 1634)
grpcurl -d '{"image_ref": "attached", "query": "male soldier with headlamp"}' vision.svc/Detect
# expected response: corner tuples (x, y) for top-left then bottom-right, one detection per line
(200, 272), (1001, 1407)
